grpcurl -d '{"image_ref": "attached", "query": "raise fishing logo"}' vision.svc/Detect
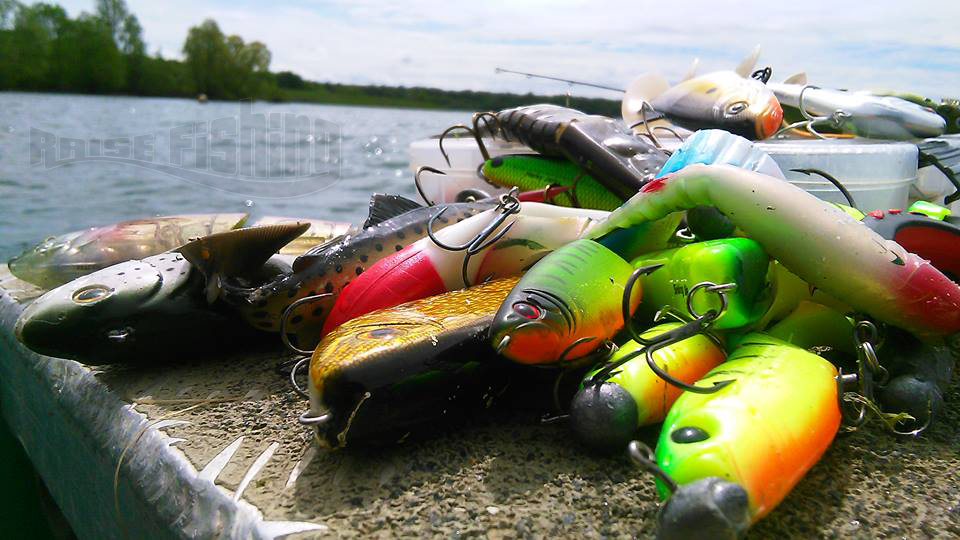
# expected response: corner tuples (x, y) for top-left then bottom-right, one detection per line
(29, 101), (341, 198)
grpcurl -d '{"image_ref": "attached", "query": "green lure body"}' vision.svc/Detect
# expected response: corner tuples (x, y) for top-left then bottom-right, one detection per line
(491, 239), (641, 365)
(481, 155), (625, 211)
(570, 322), (725, 450)
(630, 238), (773, 330)
(654, 333), (840, 524)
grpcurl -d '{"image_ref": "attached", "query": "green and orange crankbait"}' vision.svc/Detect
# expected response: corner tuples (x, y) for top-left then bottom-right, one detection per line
(480, 155), (624, 211)
(645, 333), (841, 539)
(570, 322), (726, 451)
(630, 238), (773, 331)
(490, 238), (642, 365)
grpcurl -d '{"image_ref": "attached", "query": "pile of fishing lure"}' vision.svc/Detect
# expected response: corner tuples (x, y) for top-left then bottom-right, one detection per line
(10, 53), (960, 539)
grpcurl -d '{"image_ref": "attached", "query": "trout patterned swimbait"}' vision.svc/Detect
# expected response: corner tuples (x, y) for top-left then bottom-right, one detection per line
(320, 203), (616, 336)
(651, 333), (841, 539)
(302, 277), (519, 448)
(589, 164), (960, 344)
(228, 196), (494, 349)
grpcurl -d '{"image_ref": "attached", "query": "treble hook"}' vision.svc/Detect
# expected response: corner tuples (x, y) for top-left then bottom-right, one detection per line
(472, 112), (508, 142)
(427, 187), (522, 287)
(837, 319), (897, 432)
(414, 166), (443, 206)
(628, 100), (666, 150)
(789, 168), (858, 210)
(279, 292), (332, 356)
(439, 124), (490, 166)
(628, 440), (677, 495)
(592, 273), (735, 393)
(773, 85), (852, 139)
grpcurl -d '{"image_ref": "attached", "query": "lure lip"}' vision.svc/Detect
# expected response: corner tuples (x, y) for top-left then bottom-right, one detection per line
(755, 96), (783, 139)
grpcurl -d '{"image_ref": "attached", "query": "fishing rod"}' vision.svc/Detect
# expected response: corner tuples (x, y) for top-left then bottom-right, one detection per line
(494, 67), (625, 93)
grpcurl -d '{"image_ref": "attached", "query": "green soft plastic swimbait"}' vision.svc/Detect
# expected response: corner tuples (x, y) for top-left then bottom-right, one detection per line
(480, 155), (624, 211)
(490, 238), (642, 365)
(630, 238), (773, 331)
(651, 333), (840, 539)
(570, 322), (726, 451)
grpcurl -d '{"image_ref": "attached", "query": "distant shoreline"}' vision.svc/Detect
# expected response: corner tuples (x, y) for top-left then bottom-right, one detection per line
(0, 85), (621, 116)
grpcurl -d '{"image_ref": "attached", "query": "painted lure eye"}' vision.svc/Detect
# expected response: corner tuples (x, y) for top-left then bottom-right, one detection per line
(726, 101), (748, 115)
(512, 301), (542, 320)
(72, 285), (112, 304)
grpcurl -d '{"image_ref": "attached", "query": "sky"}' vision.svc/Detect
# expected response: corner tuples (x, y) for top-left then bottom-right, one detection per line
(45, 0), (960, 99)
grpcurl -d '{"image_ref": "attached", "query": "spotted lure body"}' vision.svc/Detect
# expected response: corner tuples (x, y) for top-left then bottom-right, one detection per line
(320, 203), (614, 336)
(589, 164), (960, 343)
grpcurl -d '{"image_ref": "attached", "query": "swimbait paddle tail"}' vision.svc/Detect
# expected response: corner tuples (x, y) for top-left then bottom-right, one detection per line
(302, 278), (518, 448)
(571, 322), (725, 451)
(589, 164), (960, 344)
(651, 333), (840, 539)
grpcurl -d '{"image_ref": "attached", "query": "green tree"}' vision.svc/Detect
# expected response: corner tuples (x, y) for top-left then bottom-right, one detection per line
(183, 19), (273, 100)
(51, 13), (123, 93)
(7, 3), (67, 89)
(182, 19), (228, 98)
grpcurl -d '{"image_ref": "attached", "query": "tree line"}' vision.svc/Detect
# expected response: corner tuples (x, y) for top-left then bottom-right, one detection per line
(0, 0), (620, 115)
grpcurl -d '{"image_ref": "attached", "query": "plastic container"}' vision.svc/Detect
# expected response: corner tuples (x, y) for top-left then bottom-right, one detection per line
(408, 136), (535, 203)
(755, 139), (918, 212)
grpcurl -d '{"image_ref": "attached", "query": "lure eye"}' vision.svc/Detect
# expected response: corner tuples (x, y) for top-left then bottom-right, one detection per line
(512, 301), (542, 320)
(726, 101), (748, 115)
(671, 426), (710, 444)
(72, 285), (112, 304)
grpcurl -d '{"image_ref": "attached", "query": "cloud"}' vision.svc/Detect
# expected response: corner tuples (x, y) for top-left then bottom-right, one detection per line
(43, 0), (960, 98)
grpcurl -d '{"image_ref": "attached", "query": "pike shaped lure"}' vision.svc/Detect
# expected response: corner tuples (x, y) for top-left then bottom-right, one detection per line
(301, 277), (519, 448)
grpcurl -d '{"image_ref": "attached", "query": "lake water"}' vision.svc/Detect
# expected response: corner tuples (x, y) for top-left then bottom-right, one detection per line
(0, 92), (469, 260)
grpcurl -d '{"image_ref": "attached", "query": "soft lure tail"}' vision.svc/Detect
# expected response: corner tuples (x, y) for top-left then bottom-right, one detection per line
(571, 322), (725, 451)
(320, 203), (613, 336)
(589, 164), (960, 344)
(650, 333), (840, 539)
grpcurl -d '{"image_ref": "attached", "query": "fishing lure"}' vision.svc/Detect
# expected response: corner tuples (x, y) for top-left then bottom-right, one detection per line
(15, 224), (308, 364)
(319, 200), (626, 336)
(588, 164), (960, 344)
(769, 81), (946, 139)
(300, 277), (519, 448)
(862, 207), (960, 282)
(480, 155), (624, 211)
(570, 321), (725, 451)
(227, 195), (495, 350)
(629, 238), (773, 331)
(646, 333), (841, 539)
(623, 63), (782, 140)
(491, 104), (667, 200)
(490, 239), (643, 365)
(8, 213), (247, 289)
